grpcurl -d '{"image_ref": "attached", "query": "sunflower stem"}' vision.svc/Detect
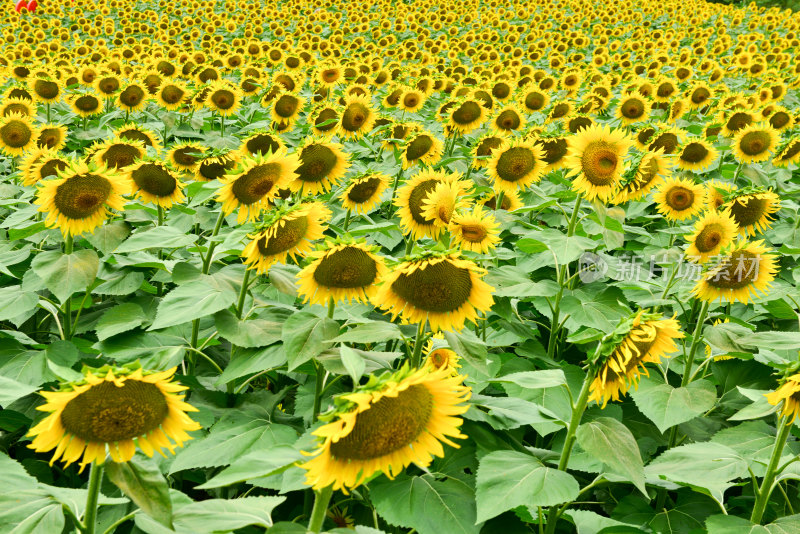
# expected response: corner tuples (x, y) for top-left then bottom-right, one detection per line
(493, 191), (505, 212)
(404, 236), (414, 256)
(343, 208), (352, 233)
(220, 114), (225, 137)
(410, 321), (426, 368)
(201, 210), (226, 274)
(83, 463), (104, 534)
(386, 167), (404, 217)
(751, 415), (792, 524)
(681, 300), (709, 388)
(63, 234), (74, 339)
(236, 268), (252, 319)
(83, 116), (87, 131)
(327, 296), (335, 319)
(307, 485), (334, 533)
(46, 102), (51, 123)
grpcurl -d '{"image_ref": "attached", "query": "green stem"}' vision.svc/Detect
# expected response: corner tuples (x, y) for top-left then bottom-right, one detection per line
(312, 359), (326, 422)
(236, 269), (252, 319)
(307, 485), (334, 533)
(46, 102), (51, 123)
(83, 116), (87, 131)
(751, 416), (792, 524)
(404, 236), (414, 256)
(386, 167), (404, 217)
(493, 191), (505, 212)
(201, 210), (226, 274)
(101, 511), (137, 534)
(343, 208), (352, 233)
(220, 114), (225, 137)
(463, 164), (473, 183)
(410, 321), (426, 368)
(327, 296), (336, 319)
(63, 235), (73, 339)
(681, 300), (709, 388)
(157, 205), (164, 227)
(83, 463), (104, 534)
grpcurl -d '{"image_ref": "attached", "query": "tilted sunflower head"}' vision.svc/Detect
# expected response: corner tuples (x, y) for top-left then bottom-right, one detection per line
(0, 112), (39, 156)
(401, 131), (443, 169)
(271, 90), (305, 125)
(677, 139), (718, 172)
(773, 139), (800, 168)
(291, 139), (350, 195)
(195, 152), (239, 181)
(487, 139), (545, 193)
(450, 205), (501, 254)
(338, 94), (375, 139)
(732, 123), (779, 164)
(394, 169), (471, 240)
(448, 98), (486, 134)
(239, 130), (285, 158)
(611, 150), (671, 204)
(721, 188), (780, 237)
(128, 160), (185, 208)
(684, 210), (739, 263)
(310, 104), (341, 137)
(118, 83), (148, 111)
(692, 240), (779, 304)
(765, 373), (800, 424)
(91, 137), (146, 171)
(341, 172), (390, 214)
(168, 142), (207, 171)
(423, 333), (462, 373)
(616, 94), (650, 125)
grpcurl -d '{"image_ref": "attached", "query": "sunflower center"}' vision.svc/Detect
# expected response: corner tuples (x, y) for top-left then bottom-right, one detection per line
(211, 90), (234, 110)
(132, 164), (177, 197)
(429, 349), (452, 369)
(621, 99), (645, 118)
(681, 142), (709, 163)
(232, 163), (280, 204)
(405, 135), (434, 161)
(199, 159), (235, 180)
(120, 86), (144, 106)
(298, 144), (337, 181)
(258, 216), (309, 255)
(728, 196), (769, 227)
(665, 186), (694, 211)
(770, 112), (790, 129)
(39, 159), (68, 179)
(322, 69), (339, 82)
(649, 133), (679, 154)
(460, 223), (488, 242)
(452, 102), (482, 124)
(739, 131), (771, 156)
(780, 141), (800, 161)
(75, 95), (100, 112)
(695, 224), (725, 252)
(34, 80), (59, 99)
(537, 138), (568, 165)
(550, 103), (569, 118)
(120, 130), (153, 147)
(342, 103), (369, 131)
(403, 94), (419, 108)
(4, 103), (29, 116)
(636, 128), (655, 146)
(408, 179), (440, 224)
(496, 147), (536, 181)
(313, 247), (378, 288)
(100, 144), (142, 169)
(329, 384), (433, 460)
(161, 85), (185, 104)
(173, 147), (201, 167)
(524, 91), (545, 110)
(246, 135), (281, 156)
(54, 173), (112, 218)
(726, 112), (752, 133)
(98, 78), (120, 94)
(347, 177), (381, 203)
(706, 250), (760, 289)
(392, 260), (473, 313)
(60, 379), (169, 442)
(691, 88), (710, 104)
(496, 110), (520, 130)
(275, 95), (300, 118)
(314, 109), (339, 132)
(476, 136), (503, 157)
(581, 142), (618, 185)
(0, 120), (32, 148)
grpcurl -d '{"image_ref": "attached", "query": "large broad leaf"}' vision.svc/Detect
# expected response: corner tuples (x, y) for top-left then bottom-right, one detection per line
(214, 310), (283, 348)
(518, 228), (598, 265)
(105, 455), (173, 527)
(7, 503), (64, 534)
(197, 446), (304, 489)
(114, 225), (199, 253)
(0, 286), (38, 323)
(575, 417), (647, 496)
(561, 288), (629, 333)
(468, 394), (563, 429)
(568, 510), (643, 534)
(644, 442), (748, 504)
(711, 420), (800, 477)
(331, 321), (403, 344)
(282, 312), (339, 371)
(216, 344), (286, 386)
(443, 329), (491, 377)
(84, 221), (130, 254)
(631, 377), (717, 433)
(371, 474), (481, 534)
(706, 514), (800, 533)
(150, 274), (238, 330)
(475, 450), (579, 522)
(172, 496), (284, 532)
(0, 375), (38, 406)
(95, 330), (186, 370)
(31, 249), (99, 303)
(490, 369), (567, 389)
(95, 302), (147, 340)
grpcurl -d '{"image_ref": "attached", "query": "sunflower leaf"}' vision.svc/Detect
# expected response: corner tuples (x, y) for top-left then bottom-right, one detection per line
(631, 377), (717, 433)
(31, 249), (99, 304)
(105, 455), (173, 528)
(282, 312), (339, 371)
(149, 275), (238, 331)
(576, 417), (647, 496)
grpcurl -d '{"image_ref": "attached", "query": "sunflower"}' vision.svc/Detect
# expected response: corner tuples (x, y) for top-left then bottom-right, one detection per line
(676, 139), (719, 172)
(241, 202), (331, 272)
(95, 74), (122, 97)
(301, 365), (470, 493)
(297, 239), (388, 305)
(0, 113), (39, 156)
(773, 139), (800, 168)
(168, 142), (206, 172)
(27, 366), (200, 471)
(117, 83), (148, 112)
(653, 177), (705, 221)
(156, 80), (188, 111)
(127, 160), (185, 209)
(765, 374), (800, 424)
(478, 189), (523, 211)
(647, 125), (681, 154)
(271, 90), (305, 126)
(26, 151), (70, 186)
(564, 124), (632, 202)
(767, 107), (793, 132)
(341, 172), (390, 214)
(395, 169), (470, 240)
(30, 77), (61, 103)
(720, 110), (754, 137)
(205, 81), (242, 117)
(722, 190), (780, 237)
(687, 83), (714, 110)
(705, 180), (736, 211)
(91, 137), (146, 171)
(423, 333), (461, 373)
(520, 88), (549, 112)
(36, 160), (129, 236)
(589, 311), (684, 407)
(382, 121), (419, 151)
(337, 94), (375, 140)
(691, 240), (779, 304)
(400, 131), (444, 170)
(420, 181), (469, 229)
(535, 136), (570, 172)
(616, 94), (651, 126)
(218, 150), (299, 223)
(317, 62), (343, 88)
(309, 104), (342, 138)
(71, 91), (103, 117)
(491, 104), (526, 134)
(685, 211), (739, 263)
(238, 130), (285, 158)
(291, 139), (350, 195)
(471, 132), (506, 169)
(449, 205), (501, 254)
(115, 124), (161, 152)
(546, 100), (572, 123)
(195, 153), (239, 182)
(447, 98), (487, 135)
(732, 124), (779, 164)
(398, 88), (426, 113)
(487, 139), (545, 194)
(1, 97), (36, 117)
(612, 150), (671, 204)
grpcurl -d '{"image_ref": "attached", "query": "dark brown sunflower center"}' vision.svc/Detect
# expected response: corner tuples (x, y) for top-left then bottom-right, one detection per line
(769, 112), (790, 129)
(386, 89), (402, 106)
(726, 112), (752, 133)
(681, 142), (709, 163)
(524, 91), (545, 110)
(568, 117), (592, 133)
(258, 216), (309, 255)
(329, 384), (433, 460)
(120, 86), (145, 106)
(100, 144), (142, 169)
(637, 128), (655, 145)
(74, 95), (100, 113)
(496, 110), (521, 130)
(132, 164), (177, 197)
(402, 93), (419, 108)
(429, 349), (452, 369)
(665, 186), (694, 211)
(39, 159), (68, 179)
(738, 131), (771, 156)
(322, 69), (339, 82)
(496, 147), (537, 181)
(274, 95), (300, 118)
(537, 138), (568, 165)
(347, 177), (381, 203)
(298, 144), (337, 181)
(779, 141), (800, 161)
(484, 194), (512, 210)
(408, 179), (440, 224)
(476, 137), (503, 157)
(3, 103), (29, 116)
(550, 103), (569, 119)
(727, 196), (769, 227)
(492, 83), (510, 99)
(232, 163), (280, 204)
(649, 133), (679, 154)
(211, 90), (234, 109)
(706, 250), (760, 289)
(34, 80), (59, 99)
(460, 223), (488, 242)
(695, 223), (725, 252)
(0, 120), (32, 147)
(98, 77), (120, 94)
(173, 147), (202, 167)
(60, 379), (168, 442)
(120, 130), (153, 147)
(161, 85), (185, 104)
(314, 109), (339, 132)
(656, 83), (675, 98)
(391, 260), (473, 313)
(452, 101), (482, 125)
(581, 143), (618, 185)
(246, 135), (281, 156)
(691, 87), (710, 104)
(621, 98), (645, 119)
(54, 174), (112, 219)
(199, 159), (235, 180)
(341, 103), (370, 131)
(313, 247), (378, 288)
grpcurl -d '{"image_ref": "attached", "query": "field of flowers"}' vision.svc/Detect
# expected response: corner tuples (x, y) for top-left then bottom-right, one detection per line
(1, 0), (800, 532)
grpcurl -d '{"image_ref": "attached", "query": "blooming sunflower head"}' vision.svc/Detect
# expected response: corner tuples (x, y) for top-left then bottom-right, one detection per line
(691, 240), (779, 304)
(270, 89), (305, 127)
(491, 104), (526, 134)
(487, 138), (546, 194)
(423, 333), (462, 373)
(766, 373), (800, 424)
(705, 179), (736, 212)
(732, 123), (780, 164)
(534, 135), (569, 172)
(400, 130), (443, 170)
(676, 139), (719, 172)
(341, 172), (390, 214)
(612, 149), (671, 204)
(205, 81), (242, 117)
(447, 97), (487, 135)
(0, 112), (39, 157)
(471, 132), (507, 169)
(27, 365), (200, 472)
(291, 139), (350, 195)
(564, 124), (633, 203)
(71, 91), (103, 117)
(301, 365), (470, 493)
(615, 94), (651, 126)
(394, 169), (471, 240)
(127, 160), (185, 209)
(721, 188), (780, 237)
(421, 181), (469, 229)
(195, 152), (240, 182)
(117, 83), (148, 112)
(36, 123), (68, 152)
(168, 142), (207, 172)
(449, 205), (501, 254)
(684, 210), (739, 263)
(91, 137), (146, 171)
(374, 251), (494, 332)
(338, 94), (375, 140)
(773, 139), (800, 168)
(652, 176), (705, 221)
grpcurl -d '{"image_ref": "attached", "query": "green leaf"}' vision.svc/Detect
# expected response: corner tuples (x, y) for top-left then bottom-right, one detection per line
(8, 503), (64, 534)
(282, 312), (339, 371)
(0, 286), (38, 323)
(150, 275), (237, 330)
(95, 330), (186, 369)
(84, 221), (130, 254)
(475, 450), (579, 522)
(468, 394), (563, 429)
(560, 288), (629, 333)
(172, 496), (285, 531)
(0, 375), (38, 405)
(94, 268), (145, 295)
(216, 344), (286, 385)
(576, 417), (646, 495)
(443, 329), (490, 377)
(197, 446), (303, 489)
(31, 249), (99, 303)
(95, 302), (147, 340)
(340, 345), (366, 381)
(214, 310), (283, 348)
(114, 225), (199, 253)
(331, 321), (403, 344)
(737, 332), (800, 351)
(704, 514), (794, 533)
(524, 229), (598, 265)
(631, 377), (717, 433)
(371, 474), (481, 534)
(568, 510), (642, 534)
(490, 369), (567, 389)
(105, 455), (173, 527)
(711, 421), (794, 477)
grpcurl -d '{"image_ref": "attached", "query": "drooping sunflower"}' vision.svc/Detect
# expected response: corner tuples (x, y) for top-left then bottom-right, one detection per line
(647, 125), (682, 155)
(71, 91), (103, 117)
(676, 139), (718, 172)
(588, 311), (684, 407)
(291, 139), (350, 195)
(487, 139), (545, 194)
(309, 104), (341, 139)
(271, 90), (305, 126)
(117, 83), (148, 112)
(168, 142), (206, 172)
(241, 202), (331, 273)
(612, 150), (671, 204)
(722, 189), (780, 237)
(534, 136), (569, 172)
(1, 97), (36, 117)
(91, 137), (146, 171)
(400, 130), (444, 170)
(395, 169), (470, 240)
(301, 365), (470, 493)
(36, 123), (68, 151)
(338, 94), (376, 140)
(732, 124), (780, 164)
(374, 251), (494, 332)
(449, 205), (501, 254)
(471, 132), (506, 169)
(691, 240), (779, 304)
(341, 172), (390, 214)
(205, 81), (242, 117)
(0, 113), (39, 156)
(36, 160), (130, 235)
(30, 76), (61, 103)
(127, 160), (186, 209)
(652, 176), (705, 221)
(297, 239), (388, 305)
(765, 374), (800, 424)
(491, 104), (526, 134)
(27, 366), (200, 471)
(156, 80), (188, 111)
(684, 210), (739, 263)
(423, 333), (462, 373)
(447, 98), (487, 135)
(773, 139), (800, 168)
(564, 124), (632, 202)
(218, 150), (299, 224)
(615, 94), (651, 126)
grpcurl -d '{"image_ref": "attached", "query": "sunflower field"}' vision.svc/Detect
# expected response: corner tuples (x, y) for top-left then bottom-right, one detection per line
(2, 0), (800, 533)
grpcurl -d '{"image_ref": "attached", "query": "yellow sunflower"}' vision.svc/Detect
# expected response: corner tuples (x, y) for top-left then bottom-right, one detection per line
(217, 150), (299, 224)
(487, 139), (546, 194)
(398, 88), (426, 113)
(297, 239), (388, 305)
(71, 91), (103, 117)
(36, 124), (68, 151)
(374, 251), (494, 332)
(0, 113), (39, 156)
(26, 151), (70, 187)
(447, 98), (487, 135)
(156, 80), (189, 111)
(309, 104), (342, 139)
(167, 142), (206, 172)
(91, 137), (146, 171)
(449, 205), (501, 254)
(676, 139), (719, 172)
(395, 169), (470, 240)
(117, 83), (149, 112)
(691, 240), (779, 304)
(732, 124), (780, 164)
(534, 136), (569, 172)
(705, 179), (736, 212)
(1, 97), (36, 117)
(420, 181), (469, 229)
(338, 94), (375, 140)
(684, 210), (739, 263)
(27, 366), (200, 472)
(36, 160), (130, 236)
(722, 190), (780, 237)
(270, 90), (305, 126)
(341, 172), (390, 214)
(773, 139), (800, 168)
(241, 202), (331, 273)
(564, 124), (633, 202)
(195, 153), (240, 182)
(491, 104), (526, 134)
(291, 139), (350, 195)
(301, 365), (470, 493)
(471, 132), (507, 169)
(423, 333), (462, 373)
(652, 177), (705, 221)
(765, 374), (800, 424)
(115, 124), (161, 153)
(615, 94), (651, 126)
(127, 160), (186, 209)
(205, 81), (242, 117)
(238, 130), (285, 159)
(400, 131), (444, 170)
(612, 150), (671, 204)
